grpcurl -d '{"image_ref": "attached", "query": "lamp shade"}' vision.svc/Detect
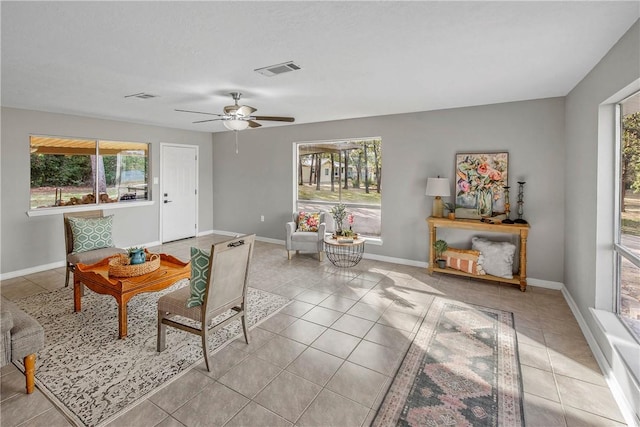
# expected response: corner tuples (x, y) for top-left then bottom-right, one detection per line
(223, 119), (249, 131)
(425, 177), (451, 197)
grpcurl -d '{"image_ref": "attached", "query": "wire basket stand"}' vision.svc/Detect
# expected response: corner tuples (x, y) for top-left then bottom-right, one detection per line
(324, 238), (365, 268)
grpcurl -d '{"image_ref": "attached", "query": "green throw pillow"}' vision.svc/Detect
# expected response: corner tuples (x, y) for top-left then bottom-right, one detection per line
(187, 247), (210, 308)
(68, 215), (115, 253)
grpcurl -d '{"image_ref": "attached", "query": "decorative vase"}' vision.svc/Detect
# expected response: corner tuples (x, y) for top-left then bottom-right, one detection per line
(476, 188), (493, 217)
(436, 259), (446, 269)
(447, 212), (456, 220)
(129, 249), (146, 265)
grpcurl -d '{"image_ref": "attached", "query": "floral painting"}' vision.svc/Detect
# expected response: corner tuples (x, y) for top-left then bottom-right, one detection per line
(455, 152), (508, 217)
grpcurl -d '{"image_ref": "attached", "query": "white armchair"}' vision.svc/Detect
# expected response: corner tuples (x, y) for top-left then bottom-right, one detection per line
(285, 211), (326, 261)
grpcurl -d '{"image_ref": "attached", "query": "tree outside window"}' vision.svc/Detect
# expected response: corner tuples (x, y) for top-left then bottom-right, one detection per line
(29, 136), (149, 209)
(296, 138), (382, 237)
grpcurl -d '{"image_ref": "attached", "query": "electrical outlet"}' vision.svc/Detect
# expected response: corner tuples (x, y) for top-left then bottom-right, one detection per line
(260, 215), (265, 222)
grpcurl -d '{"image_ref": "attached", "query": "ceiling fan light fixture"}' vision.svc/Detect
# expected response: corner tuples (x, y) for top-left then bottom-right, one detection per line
(176, 92), (294, 128)
(223, 119), (249, 131)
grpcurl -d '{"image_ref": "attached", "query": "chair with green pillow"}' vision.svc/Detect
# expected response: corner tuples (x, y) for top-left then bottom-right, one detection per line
(285, 211), (326, 261)
(63, 210), (127, 287)
(156, 234), (255, 372)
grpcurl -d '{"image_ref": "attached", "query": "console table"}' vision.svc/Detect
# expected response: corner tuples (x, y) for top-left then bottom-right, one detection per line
(426, 217), (530, 291)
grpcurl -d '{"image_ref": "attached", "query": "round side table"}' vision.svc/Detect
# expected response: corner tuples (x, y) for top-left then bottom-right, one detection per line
(323, 236), (365, 268)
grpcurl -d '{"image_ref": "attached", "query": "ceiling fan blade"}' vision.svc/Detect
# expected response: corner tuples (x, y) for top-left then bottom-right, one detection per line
(176, 109), (223, 117)
(223, 105), (257, 117)
(237, 105), (257, 116)
(193, 118), (223, 124)
(247, 120), (262, 128)
(253, 116), (295, 122)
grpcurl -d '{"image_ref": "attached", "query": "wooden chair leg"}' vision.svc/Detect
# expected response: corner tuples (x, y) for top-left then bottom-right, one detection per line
(201, 329), (211, 372)
(157, 311), (167, 352)
(241, 313), (250, 344)
(287, 250), (292, 260)
(23, 354), (36, 394)
(65, 266), (71, 287)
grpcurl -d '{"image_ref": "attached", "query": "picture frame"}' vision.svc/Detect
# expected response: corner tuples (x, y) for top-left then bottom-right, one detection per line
(455, 152), (508, 217)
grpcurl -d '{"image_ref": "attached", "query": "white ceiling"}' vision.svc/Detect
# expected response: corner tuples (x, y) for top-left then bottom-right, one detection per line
(2, 1), (639, 133)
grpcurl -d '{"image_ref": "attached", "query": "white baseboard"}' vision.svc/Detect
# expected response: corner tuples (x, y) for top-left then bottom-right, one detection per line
(563, 288), (640, 426)
(363, 252), (428, 268)
(211, 229), (239, 237)
(256, 236), (285, 245)
(210, 230), (285, 245)
(138, 240), (162, 249)
(0, 261), (67, 280)
(527, 277), (564, 290)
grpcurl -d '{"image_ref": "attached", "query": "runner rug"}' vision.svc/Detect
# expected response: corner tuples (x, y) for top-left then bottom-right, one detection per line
(12, 281), (288, 427)
(373, 297), (524, 427)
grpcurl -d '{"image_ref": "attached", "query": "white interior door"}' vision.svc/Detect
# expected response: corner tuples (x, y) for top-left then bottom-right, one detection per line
(161, 144), (198, 242)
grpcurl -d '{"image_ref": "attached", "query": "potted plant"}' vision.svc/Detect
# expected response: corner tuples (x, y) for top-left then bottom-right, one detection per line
(433, 239), (448, 269)
(128, 246), (146, 265)
(444, 203), (456, 220)
(329, 203), (347, 236)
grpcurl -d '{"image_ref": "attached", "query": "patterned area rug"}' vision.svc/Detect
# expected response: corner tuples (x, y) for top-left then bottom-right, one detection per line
(373, 297), (524, 427)
(12, 281), (288, 427)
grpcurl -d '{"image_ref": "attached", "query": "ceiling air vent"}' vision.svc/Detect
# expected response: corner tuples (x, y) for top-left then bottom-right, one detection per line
(124, 92), (158, 99)
(254, 61), (302, 77)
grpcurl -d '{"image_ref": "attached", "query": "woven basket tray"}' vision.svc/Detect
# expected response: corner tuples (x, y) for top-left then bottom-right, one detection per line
(109, 253), (160, 277)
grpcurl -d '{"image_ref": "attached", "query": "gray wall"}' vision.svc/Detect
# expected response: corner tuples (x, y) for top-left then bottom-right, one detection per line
(0, 107), (214, 274)
(565, 20), (639, 316)
(211, 97), (566, 283)
(564, 20), (639, 418)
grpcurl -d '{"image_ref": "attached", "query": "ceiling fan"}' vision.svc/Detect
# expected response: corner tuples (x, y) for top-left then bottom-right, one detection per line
(175, 92), (295, 131)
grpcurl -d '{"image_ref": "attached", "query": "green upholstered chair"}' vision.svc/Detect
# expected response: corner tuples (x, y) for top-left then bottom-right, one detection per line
(63, 210), (126, 287)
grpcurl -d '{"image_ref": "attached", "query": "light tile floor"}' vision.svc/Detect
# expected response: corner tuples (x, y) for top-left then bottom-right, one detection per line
(0, 235), (628, 426)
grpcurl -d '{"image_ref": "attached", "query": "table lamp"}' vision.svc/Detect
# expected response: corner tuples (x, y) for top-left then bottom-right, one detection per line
(425, 177), (451, 218)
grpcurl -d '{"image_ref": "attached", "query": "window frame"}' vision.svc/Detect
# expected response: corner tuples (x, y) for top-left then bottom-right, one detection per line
(27, 135), (153, 216)
(293, 137), (382, 242)
(614, 94), (640, 341)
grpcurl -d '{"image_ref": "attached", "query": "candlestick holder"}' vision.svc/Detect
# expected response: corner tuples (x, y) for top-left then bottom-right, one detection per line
(514, 181), (528, 224)
(502, 186), (514, 224)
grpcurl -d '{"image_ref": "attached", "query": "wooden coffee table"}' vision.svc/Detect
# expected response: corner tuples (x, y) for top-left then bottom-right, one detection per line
(74, 254), (191, 339)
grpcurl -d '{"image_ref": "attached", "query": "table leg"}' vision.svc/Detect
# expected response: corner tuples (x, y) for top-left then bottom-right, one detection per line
(519, 230), (528, 292)
(118, 298), (128, 339)
(428, 223), (436, 274)
(73, 276), (82, 312)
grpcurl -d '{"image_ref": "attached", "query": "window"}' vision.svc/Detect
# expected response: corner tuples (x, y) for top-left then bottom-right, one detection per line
(296, 138), (382, 237)
(616, 91), (640, 341)
(30, 136), (150, 209)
